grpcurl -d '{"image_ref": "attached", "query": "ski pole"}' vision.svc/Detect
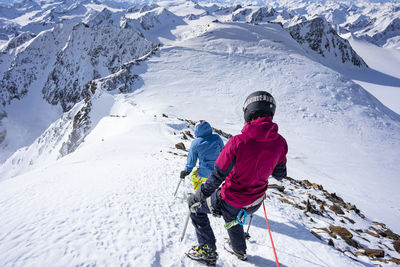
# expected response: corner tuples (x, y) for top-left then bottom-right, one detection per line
(245, 213), (254, 239)
(174, 178), (183, 197)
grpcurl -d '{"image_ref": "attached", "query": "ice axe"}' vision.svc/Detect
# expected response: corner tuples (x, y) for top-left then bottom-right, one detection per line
(245, 213), (254, 240)
(173, 178), (184, 197)
(180, 202), (201, 242)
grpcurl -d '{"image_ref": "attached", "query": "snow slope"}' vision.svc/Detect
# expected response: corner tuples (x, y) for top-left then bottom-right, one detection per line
(132, 15), (400, 234)
(1, 1), (400, 266)
(0, 106), (382, 267)
(348, 36), (400, 115)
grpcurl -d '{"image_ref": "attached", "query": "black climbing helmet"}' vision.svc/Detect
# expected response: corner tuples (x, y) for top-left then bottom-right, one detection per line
(243, 91), (276, 122)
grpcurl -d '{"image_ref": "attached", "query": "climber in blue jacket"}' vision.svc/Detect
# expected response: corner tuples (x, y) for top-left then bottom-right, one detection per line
(180, 120), (224, 191)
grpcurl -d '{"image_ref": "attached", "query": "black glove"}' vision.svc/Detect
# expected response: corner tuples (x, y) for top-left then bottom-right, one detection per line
(180, 170), (189, 179)
(188, 186), (206, 213)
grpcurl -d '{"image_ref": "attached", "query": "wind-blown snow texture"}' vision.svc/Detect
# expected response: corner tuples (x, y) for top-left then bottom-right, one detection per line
(0, 0), (400, 266)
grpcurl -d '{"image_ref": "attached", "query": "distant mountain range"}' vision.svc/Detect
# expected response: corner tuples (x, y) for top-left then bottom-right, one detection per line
(0, 0), (398, 163)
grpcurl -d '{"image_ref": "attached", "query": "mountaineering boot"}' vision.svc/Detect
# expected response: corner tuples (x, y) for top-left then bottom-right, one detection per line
(186, 244), (218, 266)
(224, 239), (247, 261)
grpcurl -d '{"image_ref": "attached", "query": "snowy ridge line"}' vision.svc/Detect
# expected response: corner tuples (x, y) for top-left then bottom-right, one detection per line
(92, 43), (160, 93)
(0, 44), (161, 180)
(169, 114), (400, 266)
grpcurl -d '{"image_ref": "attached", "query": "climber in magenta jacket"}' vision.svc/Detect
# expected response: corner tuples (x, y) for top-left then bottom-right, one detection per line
(186, 91), (288, 265)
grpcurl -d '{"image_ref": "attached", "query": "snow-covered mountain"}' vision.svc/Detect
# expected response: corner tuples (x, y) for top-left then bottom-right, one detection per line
(287, 17), (368, 68)
(0, 1), (158, 162)
(266, 0), (400, 49)
(0, 0), (399, 266)
(42, 9), (155, 111)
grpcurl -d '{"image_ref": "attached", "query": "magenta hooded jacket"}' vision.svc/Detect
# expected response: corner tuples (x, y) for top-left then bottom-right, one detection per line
(201, 117), (288, 208)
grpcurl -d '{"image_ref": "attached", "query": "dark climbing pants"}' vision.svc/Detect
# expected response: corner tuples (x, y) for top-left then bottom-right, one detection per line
(190, 189), (261, 252)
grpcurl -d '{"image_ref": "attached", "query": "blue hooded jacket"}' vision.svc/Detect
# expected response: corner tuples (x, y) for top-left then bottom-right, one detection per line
(185, 121), (224, 178)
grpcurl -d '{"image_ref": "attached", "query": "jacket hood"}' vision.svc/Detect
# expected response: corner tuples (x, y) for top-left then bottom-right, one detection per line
(242, 117), (279, 142)
(195, 121), (213, 138)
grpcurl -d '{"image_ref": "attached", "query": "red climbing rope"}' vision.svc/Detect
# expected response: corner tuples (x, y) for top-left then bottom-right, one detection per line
(263, 201), (280, 267)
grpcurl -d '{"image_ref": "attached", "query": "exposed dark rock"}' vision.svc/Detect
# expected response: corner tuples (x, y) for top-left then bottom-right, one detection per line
(370, 18), (400, 47)
(311, 230), (322, 240)
(287, 17), (368, 68)
(329, 204), (345, 215)
(249, 7), (277, 24)
(306, 199), (321, 215)
(312, 183), (323, 190)
(327, 192), (345, 204)
(328, 239), (335, 247)
(176, 117), (232, 139)
(284, 176), (295, 182)
(366, 230), (380, 238)
(363, 249), (385, 258)
(329, 225), (353, 239)
(0, 110), (6, 144)
(184, 130), (194, 139)
(343, 236), (360, 248)
(59, 81), (96, 156)
(382, 229), (400, 240)
(212, 127), (232, 139)
(373, 221), (386, 228)
(181, 132), (188, 140)
(390, 257), (400, 264)
(355, 251), (365, 257)
(394, 240), (400, 253)
(175, 142), (186, 151)
(278, 197), (304, 210)
(268, 184), (285, 193)
(344, 203), (360, 213)
(360, 237), (370, 243)
(319, 203), (326, 213)
(300, 179), (312, 188)
(343, 216), (355, 224)
(278, 197), (295, 206)
(42, 21), (155, 112)
(370, 227), (400, 240)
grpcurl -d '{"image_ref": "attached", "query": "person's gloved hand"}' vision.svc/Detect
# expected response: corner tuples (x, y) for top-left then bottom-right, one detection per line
(187, 186), (206, 213)
(180, 170), (190, 179)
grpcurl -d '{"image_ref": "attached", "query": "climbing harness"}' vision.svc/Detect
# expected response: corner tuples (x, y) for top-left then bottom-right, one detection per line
(224, 208), (247, 230)
(224, 194), (265, 230)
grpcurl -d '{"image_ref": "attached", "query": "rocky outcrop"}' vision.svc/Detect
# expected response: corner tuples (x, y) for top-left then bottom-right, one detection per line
(269, 176), (399, 263)
(59, 81), (96, 156)
(164, 117), (400, 265)
(394, 240), (400, 253)
(42, 9), (154, 112)
(94, 45), (159, 94)
(0, 110), (6, 144)
(231, 8), (253, 22)
(1, 32), (36, 52)
(371, 18), (400, 47)
(288, 17), (368, 68)
(123, 6), (183, 32)
(0, 24), (72, 107)
(249, 7), (278, 24)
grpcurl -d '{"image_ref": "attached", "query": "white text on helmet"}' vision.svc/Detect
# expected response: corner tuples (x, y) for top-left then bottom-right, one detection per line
(243, 94), (276, 111)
